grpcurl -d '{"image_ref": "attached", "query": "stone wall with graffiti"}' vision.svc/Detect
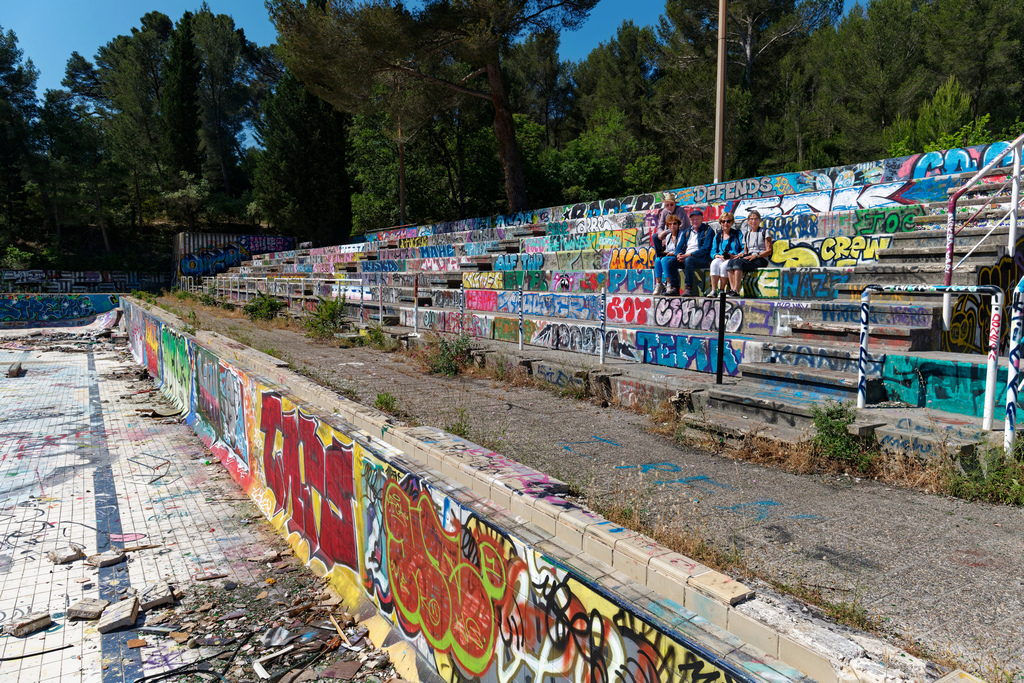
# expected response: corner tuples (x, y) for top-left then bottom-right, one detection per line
(360, 141), (1012, 243)
(122, 299), (780, 683)
(943, 234), (1024, 354)
(175, 232), (297, 281)
(1, 270), (169, 293)
(0, 294), (119, 327)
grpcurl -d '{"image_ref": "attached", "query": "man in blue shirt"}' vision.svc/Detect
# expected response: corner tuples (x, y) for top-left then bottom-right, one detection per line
(668, 209), (714, 296)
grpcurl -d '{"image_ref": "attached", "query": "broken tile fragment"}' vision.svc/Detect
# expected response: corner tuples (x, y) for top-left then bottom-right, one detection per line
(87, 547), (126, 568)
(139, 581), (174, 610)
(127, 639), (147, 648)
(47, 545), (85, 564)
(97, 596), (139, 634)
(68, 598), (109, 620)
(3, 612), (52, 637)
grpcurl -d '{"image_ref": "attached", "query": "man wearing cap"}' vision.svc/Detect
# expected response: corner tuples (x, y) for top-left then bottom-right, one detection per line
(657, 192), (691, 233)
(668, 208), (714, 297)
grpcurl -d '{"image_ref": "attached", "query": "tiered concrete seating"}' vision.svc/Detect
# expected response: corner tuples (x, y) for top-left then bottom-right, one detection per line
(210, 141), (1023, 453)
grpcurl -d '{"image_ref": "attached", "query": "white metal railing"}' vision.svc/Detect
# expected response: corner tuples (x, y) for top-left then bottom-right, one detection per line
(943, 133), (1024, 329)
(1002, 275), (1024, 454)
(858, 284), (1004, 434)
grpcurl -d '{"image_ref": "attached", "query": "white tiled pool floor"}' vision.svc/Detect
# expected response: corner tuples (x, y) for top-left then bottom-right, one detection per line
(0, 342), (277, 682)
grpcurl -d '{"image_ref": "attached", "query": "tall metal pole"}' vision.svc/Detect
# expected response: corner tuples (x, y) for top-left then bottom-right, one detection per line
(713, 0), (727, 184)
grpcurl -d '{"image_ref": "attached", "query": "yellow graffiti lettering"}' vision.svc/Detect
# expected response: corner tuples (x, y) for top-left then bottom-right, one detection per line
(771, 240), (820, 267)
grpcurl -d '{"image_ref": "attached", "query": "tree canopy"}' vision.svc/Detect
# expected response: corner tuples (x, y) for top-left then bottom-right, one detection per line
(0, 0), (1022, 268)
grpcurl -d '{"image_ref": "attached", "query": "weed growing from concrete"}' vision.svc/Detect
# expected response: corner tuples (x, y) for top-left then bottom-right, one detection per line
(425, 334), (473, 376)
(769, 578), (880, 631)
(183, 310), (199, 335)
(131, 290), (158, 307)
(444, 407), (472, 438)
(374, 392), (399, 414)
(810, 400), (875, 472)
(944, 451), (1024, 505)
(365, 325), (399, 351)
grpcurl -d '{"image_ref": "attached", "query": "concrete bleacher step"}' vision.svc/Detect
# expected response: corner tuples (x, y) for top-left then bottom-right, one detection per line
(681, 410), (810, 444)
(871, 421), (982, 458)
(740, 363), (883, 402)
(791, 301), (941, 329)
(760, 340), (885, 376)
(947, 179), (1020, 196)
(875, 242), (1005, 264)
(706, 384), (828, 431)
(790, 321), (936, 351)
(843, 263), (982, 286)
(887, 225), (1009, 250)
(913, 209), (1009, 226)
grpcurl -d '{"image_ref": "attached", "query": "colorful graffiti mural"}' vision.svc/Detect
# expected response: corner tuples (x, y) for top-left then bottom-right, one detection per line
(123, 300), (766, 683)
(0, 294), (119, 327)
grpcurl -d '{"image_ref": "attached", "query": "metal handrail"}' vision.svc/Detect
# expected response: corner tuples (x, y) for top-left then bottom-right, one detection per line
(1003, 275), (1024, 454)
(943, 133), (1024, 329)
(858, 284), (1004, 432)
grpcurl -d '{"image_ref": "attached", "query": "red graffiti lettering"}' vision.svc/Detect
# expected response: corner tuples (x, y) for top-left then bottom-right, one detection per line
(260, 393), (357, 569)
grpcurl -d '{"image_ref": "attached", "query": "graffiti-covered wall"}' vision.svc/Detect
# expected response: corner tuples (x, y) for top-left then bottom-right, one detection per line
(122, 299), (777, 683)
(174, 232), (297, 281)
(360, 141), (1014, 242)
(1, 270), (169, 293)
(0, 294), (120, 327)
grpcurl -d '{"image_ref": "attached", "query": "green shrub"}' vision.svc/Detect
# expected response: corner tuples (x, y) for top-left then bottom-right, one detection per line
(130, 290), (158, 306)
(243, 293), (285, 321)
(427, 334), (473, 376)
(945, 454), (1024, 505)
(304, 296), (347, 339)
(198, 292), (217, 306)
(810, 400), (873, 472)
(364, 325), (398, 351)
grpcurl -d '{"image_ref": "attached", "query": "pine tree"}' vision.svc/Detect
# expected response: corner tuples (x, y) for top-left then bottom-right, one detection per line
(253, 71), (352, 245)
(161, 11), (203, 179)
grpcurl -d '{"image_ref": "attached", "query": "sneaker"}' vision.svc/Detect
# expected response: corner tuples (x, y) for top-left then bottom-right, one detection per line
(681, 288), (693, 297)
(653, 282), (664, 295)
(666, 287), (678, 297)
(705, 289), (717, 298)
(726, 289), (742, 297)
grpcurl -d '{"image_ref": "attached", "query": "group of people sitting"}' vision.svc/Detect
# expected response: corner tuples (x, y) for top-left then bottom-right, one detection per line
(652, 192), (773, 297)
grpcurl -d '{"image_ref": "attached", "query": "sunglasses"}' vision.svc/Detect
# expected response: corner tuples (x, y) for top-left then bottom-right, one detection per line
(721, 219), (734, 224)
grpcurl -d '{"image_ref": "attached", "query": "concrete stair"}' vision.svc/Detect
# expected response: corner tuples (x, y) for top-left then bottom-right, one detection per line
(790, 321), (936, 351)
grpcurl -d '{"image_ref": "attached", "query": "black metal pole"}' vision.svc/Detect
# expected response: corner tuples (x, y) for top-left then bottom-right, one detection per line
(716, 289), (727, 384)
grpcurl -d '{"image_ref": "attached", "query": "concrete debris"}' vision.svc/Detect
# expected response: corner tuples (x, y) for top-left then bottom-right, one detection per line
(68, 598), (109, 620)
(127, 639), (147, 649)
(7, 361), (23, 378)
(319, 659), (363, 679)
(3, 612), (52, 637)
(217, 609), (247, 621)
(47, 544), (85, 564)
(138, 581), (175, 610)
(247, 551), (280, 563)
(96, 596), (139, 634)
(169, 632), (190, 644)
(86, 547), (126, 567)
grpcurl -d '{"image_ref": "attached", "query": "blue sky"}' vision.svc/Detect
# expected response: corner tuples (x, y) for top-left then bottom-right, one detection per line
(7, 0), (675, 96)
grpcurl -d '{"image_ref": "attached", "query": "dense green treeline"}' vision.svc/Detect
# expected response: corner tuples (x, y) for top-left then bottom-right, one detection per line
(1, 0), (1023, 269)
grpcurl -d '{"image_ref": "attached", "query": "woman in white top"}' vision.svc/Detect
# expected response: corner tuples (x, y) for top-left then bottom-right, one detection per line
(725, 211), (772, 297)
